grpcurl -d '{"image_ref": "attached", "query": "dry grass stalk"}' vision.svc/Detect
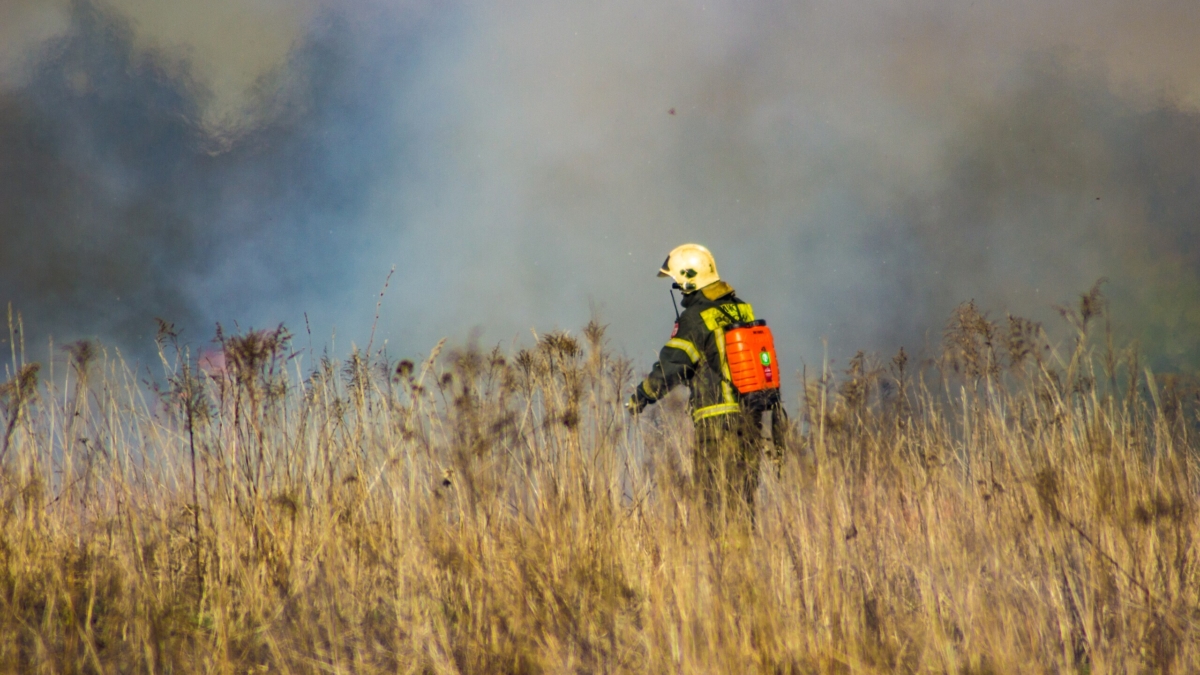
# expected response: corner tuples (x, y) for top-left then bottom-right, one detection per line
(0, 302), (1196, 673)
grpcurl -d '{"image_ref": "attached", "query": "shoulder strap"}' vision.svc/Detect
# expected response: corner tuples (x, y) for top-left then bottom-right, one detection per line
(714, 299), (747, 328)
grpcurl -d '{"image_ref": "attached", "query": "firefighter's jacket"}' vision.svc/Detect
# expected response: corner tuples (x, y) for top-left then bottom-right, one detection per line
(635, 280), (755, 422)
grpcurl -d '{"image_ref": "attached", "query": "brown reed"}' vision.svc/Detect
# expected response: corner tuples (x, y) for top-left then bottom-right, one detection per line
(0, 295), (1196, 673)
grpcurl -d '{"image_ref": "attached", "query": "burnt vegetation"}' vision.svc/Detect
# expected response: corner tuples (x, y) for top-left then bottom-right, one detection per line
(0, 289), (1197, 673)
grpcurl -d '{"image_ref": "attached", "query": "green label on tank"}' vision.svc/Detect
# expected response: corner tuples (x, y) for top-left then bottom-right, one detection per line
(760, 351), (771, 365)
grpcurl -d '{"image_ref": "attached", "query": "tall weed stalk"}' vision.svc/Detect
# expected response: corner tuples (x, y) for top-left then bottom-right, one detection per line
(0, 299), (1196, 673)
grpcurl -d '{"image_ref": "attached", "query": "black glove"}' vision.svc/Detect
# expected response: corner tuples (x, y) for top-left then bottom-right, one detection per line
(626, 392), (649, 415)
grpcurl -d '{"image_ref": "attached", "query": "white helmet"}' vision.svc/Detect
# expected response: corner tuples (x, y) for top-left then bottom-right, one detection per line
(657, 243), (719, 293)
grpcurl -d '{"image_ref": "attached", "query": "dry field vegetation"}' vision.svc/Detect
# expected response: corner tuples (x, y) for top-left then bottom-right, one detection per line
(0, 288), (1198, 674)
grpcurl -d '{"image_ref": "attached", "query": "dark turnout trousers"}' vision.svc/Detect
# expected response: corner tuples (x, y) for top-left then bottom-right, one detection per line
(694, 412), (761, 524)
(693, 404), (788, 527)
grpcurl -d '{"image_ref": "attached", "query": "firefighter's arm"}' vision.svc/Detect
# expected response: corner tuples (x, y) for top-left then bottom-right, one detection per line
(629, 337), (702, 412)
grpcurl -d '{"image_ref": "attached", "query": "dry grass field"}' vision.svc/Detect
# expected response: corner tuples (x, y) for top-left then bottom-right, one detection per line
(0, 290), (1197, 673)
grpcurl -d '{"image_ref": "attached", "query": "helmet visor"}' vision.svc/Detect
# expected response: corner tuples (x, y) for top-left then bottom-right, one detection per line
(656, 255), (672, 278)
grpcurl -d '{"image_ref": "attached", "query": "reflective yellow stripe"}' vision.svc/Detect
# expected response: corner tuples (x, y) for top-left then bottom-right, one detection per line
(712, 327), (739, 406)
(665, 337), (701, 364)
(693, 402), (742, 422)
(714, 330), (733, 383)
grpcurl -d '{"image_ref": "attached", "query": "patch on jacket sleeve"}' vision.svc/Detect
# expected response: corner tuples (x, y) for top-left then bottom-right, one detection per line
(670, 322), (679, 338)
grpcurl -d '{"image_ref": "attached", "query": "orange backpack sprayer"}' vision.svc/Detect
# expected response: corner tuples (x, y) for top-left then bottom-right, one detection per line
(724, 320), (782, 411)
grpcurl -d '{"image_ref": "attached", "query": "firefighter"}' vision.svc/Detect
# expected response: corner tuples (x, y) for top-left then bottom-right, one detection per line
(628, 243), (786, 522)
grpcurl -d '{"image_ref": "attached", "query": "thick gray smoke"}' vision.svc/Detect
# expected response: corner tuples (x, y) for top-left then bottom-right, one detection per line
(2, 0), (1198, 376)
(0, 1), (426, 359)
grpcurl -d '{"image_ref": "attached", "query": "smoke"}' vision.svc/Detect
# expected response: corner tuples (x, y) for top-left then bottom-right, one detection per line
(0, 1), (427, 358)
(1, 0), (1198, 375)
(375, 0), (1200, 371)
(898, 58), (1200, 367)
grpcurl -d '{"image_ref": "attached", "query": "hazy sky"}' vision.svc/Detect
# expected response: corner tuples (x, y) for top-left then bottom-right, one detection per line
(2, 0), (1198, 377)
